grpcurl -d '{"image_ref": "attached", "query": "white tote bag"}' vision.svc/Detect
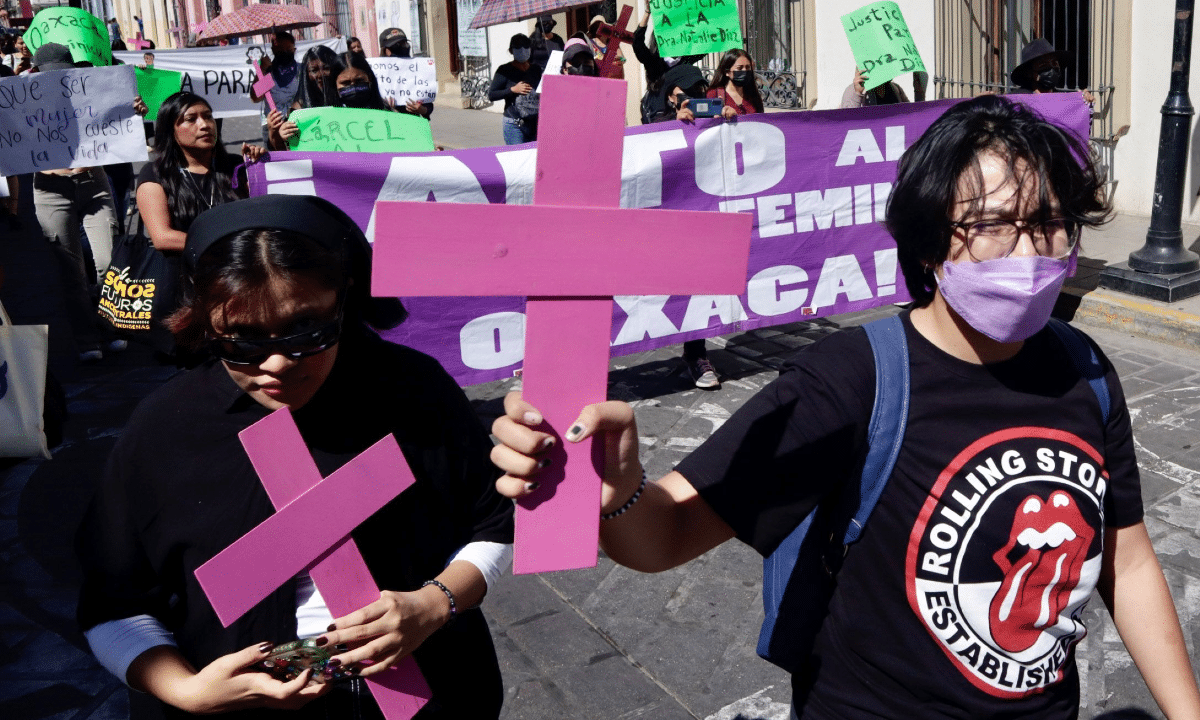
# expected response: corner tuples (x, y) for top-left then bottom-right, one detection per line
(0, 299), (51, 459)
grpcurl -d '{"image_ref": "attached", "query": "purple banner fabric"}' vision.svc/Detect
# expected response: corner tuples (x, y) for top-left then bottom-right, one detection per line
(247, 94), (1089, 386)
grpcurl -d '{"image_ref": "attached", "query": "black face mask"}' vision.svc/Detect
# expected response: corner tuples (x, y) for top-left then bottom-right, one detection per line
(566, 63), (597, 77)
(1035, 66), (1062, 90)
(731, 70), (752, 86)
(338, 83), (373, 107)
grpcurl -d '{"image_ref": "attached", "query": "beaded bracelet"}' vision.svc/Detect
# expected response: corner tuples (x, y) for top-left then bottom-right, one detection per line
(422, 579), (457, 621)
(601, 470), (647, 520)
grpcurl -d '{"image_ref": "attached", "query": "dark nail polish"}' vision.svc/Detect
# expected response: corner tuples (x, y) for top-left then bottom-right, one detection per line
(567, 424), (583, 438)
(536, 457), (551, 469)
(524, 481), (540, 492)
(328, 658), (341, 667)
(314, 636), (328, 647)
(327, 623), (337, 632)
(349, 666), (362, 675)
(258, 642), (273, 653)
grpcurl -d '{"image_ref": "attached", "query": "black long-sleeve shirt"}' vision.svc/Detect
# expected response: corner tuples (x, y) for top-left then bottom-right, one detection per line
(487, 62), (544, 120)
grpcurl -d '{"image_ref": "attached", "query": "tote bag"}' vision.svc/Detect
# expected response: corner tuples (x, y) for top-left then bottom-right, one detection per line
(0, 299), (51, 459)
(98, 216), (182, 355)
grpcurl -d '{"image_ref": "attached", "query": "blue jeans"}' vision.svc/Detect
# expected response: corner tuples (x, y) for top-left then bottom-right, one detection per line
(502, 116), (535, 145)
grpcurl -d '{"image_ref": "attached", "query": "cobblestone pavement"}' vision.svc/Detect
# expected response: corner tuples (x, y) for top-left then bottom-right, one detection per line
(4, 300), (1198, 720)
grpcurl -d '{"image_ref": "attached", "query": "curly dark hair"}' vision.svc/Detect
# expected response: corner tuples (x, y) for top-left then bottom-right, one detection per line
(885, 95), (1111, 307)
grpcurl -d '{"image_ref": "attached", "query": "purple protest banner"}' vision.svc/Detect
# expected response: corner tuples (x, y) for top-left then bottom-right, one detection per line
(247, 94), (1090, 386)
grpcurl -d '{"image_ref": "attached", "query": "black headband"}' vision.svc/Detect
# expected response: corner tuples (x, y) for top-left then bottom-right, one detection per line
(184, 194), (370, 277)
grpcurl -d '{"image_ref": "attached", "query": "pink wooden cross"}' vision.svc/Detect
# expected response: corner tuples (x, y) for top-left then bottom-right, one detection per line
(253, 61), (278, 113)
(595, 5), (635, 78)
(194, 408), (432, 719)
(127, 37), (151, 50)
(371, 75), (753, 574)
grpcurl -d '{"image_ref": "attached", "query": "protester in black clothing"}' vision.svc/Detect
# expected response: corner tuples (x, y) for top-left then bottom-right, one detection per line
(290, 45), (340, 111)
(271, 52), (395, 150)
(529, 14), (564, 70)
(488, 34), (542, 145)
(378, 27), (434, 118)
(77, 195), (513, 719)
(632, 10), (704, 123)
(347, 36), (364, 56)
(560, 39), (597, 76)
(489, 95), (1200, 719)
(1009, 38), (1095, 103)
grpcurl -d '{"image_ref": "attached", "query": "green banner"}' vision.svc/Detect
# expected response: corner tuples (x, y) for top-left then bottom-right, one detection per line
(840, 1), (925, 92)
(286, 107), (435, 154)
(135, 67), (183, 121)
(648, 0), (742, 56)
(24, 8), (113, 68)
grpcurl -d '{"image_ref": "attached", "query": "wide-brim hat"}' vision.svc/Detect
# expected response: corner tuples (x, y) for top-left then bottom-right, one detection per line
(32, 43), (76, 72)
(589, 14), (608, 30)
(1010, 38), (1070, 86)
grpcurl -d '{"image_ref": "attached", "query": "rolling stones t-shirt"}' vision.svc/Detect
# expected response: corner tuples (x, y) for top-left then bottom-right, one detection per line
(677, 311), (1141, 719)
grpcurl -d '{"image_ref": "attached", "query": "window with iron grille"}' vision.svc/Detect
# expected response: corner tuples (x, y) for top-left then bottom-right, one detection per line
(698, 0), (810, 110)
(934, 0), (1122, 188)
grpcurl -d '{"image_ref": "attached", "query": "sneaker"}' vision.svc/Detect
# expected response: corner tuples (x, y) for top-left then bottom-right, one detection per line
(106, 339), (128, 353)
(79, 349), (104, 363)
(685, 356), (721, 390)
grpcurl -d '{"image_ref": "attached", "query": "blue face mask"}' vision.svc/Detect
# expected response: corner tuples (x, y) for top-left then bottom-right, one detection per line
(513, 47), (531, 62)
(338, 83), (373, 107)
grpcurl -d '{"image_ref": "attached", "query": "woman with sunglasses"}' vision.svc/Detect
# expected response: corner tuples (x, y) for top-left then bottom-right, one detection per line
(487, 96), (1200, 718)
(76, 195), (514, 718)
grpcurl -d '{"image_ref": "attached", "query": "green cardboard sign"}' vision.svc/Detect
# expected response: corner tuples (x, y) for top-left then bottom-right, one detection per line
(135, 67), (183, 121)
(840, 1), (925, 92)
(24, 8), (113, 68)
(286, 107), (435, 154)
(648, 0), (742, 56)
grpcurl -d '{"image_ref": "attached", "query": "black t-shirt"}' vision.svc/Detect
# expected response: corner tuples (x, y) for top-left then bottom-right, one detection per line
(77, 329), (514, 719)
(487, 62), (544, 119)
(677, 311), (1141, 719)
(136, 155), (242, 231)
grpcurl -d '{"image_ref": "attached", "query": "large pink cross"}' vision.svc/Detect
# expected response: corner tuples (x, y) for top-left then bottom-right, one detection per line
(253, 61), (278, 112)
(595, 5), (635, 78)
(371, 75), (753, 574)
(195, 408), (432, 719)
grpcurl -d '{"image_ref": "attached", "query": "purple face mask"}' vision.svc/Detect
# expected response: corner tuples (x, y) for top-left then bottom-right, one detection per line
(938, 247), (1078, 343)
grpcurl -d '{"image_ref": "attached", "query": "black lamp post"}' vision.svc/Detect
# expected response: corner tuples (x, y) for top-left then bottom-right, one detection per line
(1100, 0), (1200, 301)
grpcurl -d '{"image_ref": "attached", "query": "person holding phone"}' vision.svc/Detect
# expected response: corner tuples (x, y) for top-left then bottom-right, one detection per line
(487, 96), (1200, 719)
(707, 49), (764, 119)
(76, 195), (514, 718)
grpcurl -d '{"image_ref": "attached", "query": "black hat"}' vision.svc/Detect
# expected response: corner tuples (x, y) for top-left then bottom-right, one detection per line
(379, 27), (408, 49)
(1010, 38), (1070, 86)
(32, 43), (75, 72)
(660, 63), (706, 102)
(537, 14), (556, 30)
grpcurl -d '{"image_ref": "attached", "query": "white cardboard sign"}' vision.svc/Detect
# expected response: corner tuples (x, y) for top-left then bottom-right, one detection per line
(368, 57), (437, 106)
(0, 65), (148, 176)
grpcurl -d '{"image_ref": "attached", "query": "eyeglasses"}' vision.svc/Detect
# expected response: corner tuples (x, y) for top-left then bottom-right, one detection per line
(208, 306), (344, 366)
(950, 217), (1080, 262)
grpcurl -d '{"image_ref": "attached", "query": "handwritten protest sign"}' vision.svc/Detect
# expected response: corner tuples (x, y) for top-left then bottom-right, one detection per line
(0, 65), (147, 175)
(648, 0), (741, 56)
(840, 1), (925, 91)
(286, 107), (434, 154)
(135, 66), (183, 121)
(367, 57), (437, 106)
(456, 0), (488, 57)
(24, 7), (113, 68)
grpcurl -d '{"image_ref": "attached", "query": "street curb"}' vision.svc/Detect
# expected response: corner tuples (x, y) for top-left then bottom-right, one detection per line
(1064, 286), (1200, 350)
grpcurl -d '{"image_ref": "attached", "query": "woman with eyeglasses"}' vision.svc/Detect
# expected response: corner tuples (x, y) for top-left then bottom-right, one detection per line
(76, 195), (513, 718)
(487, 96), (1200, 718)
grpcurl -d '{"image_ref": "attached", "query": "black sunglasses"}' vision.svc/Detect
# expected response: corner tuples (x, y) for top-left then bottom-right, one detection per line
(208, 304), (345, 366)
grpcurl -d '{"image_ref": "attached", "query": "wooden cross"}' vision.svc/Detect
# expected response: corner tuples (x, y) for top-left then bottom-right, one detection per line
(195, 408), (432, 720)
(253, 61), (278, 112)
(128, 37), (151, 50)
(371, 75), (753, 574)
(596, 5), (635, 78)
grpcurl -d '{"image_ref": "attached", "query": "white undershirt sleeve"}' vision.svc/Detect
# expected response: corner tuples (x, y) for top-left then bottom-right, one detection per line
(83, 615), (178, 687)
(448, 541), (513, 593)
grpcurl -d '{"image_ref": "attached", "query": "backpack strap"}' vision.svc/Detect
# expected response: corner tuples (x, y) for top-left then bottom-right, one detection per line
(1046, 318), (1111, 424)
(845, 315), (910, 543)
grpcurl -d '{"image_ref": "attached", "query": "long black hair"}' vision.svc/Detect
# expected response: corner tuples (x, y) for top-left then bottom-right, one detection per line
(293, 44), (341, 109)
(885, 95), (1111, 306)
(709, 49), (764, 113)
(330, 51), (389, 110)
(151, 92), (239, 232)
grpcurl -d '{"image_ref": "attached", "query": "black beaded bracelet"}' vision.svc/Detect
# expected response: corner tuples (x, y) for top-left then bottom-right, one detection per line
(422, 579), (457, 620)
(601, 470), (647, 520)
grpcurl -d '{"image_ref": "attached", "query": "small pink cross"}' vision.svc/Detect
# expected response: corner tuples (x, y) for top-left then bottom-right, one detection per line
(128, 37), (151, 50)
(195, 409), (432, 719)
(596, 5), (635, 78)
(253, 62), (278, 113)
(372, 75), (753, 574)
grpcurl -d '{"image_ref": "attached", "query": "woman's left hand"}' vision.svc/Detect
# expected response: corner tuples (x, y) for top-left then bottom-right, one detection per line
(133, 96), (149, 116)
(405, 99), (427, 115)
(721, 105), (737, 120)
(241, 143), (267, 162)
(320, 587), (449, 678)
